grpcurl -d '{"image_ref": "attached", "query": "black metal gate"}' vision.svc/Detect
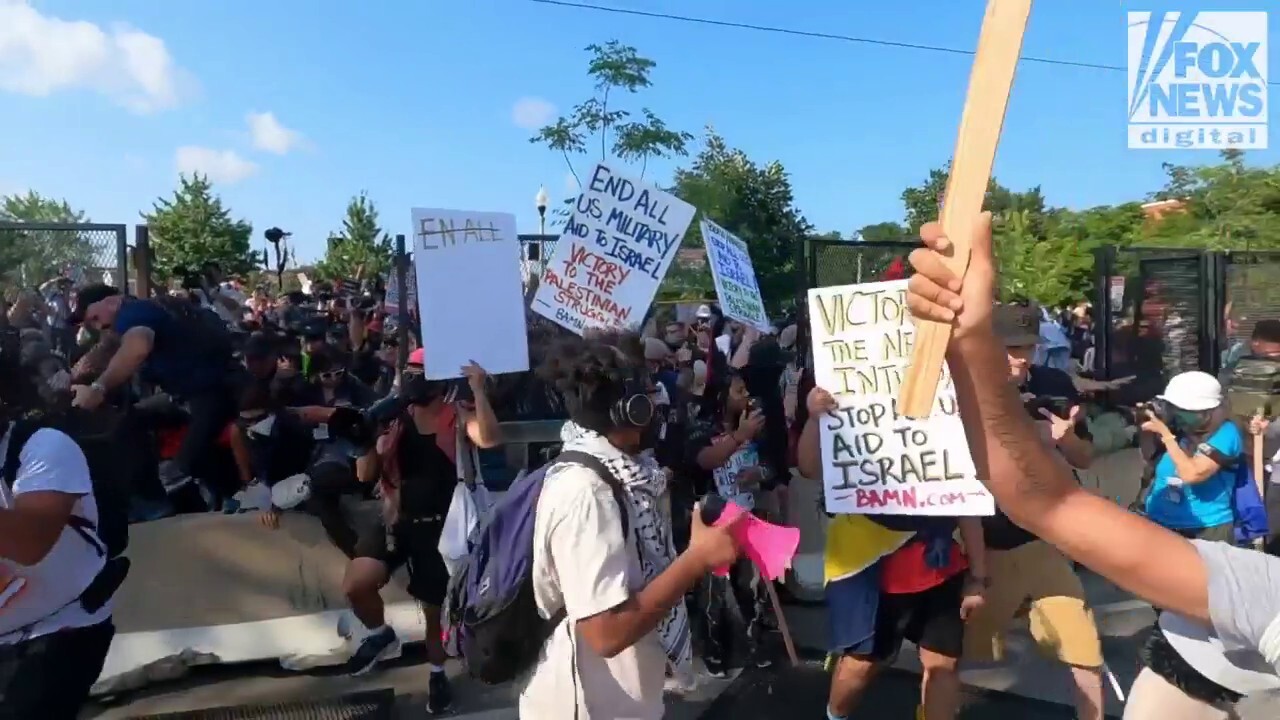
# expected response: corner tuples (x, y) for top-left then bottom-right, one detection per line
(0, 221), (128, 292)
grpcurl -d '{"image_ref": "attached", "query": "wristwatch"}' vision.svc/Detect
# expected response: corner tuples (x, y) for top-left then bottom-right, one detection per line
(90, 380), (107, 396)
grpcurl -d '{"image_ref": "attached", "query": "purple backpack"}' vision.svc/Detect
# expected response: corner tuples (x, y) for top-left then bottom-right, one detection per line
(444, 450), (629, 684)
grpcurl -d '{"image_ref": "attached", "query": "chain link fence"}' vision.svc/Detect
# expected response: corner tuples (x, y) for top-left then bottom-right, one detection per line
(0, 222), (128, 298)
(519, 234), (558, 288)
(803, 238), (918, 290)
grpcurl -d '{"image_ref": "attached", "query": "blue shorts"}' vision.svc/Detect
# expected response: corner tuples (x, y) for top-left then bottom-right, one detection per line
(825, 563), (881, 655)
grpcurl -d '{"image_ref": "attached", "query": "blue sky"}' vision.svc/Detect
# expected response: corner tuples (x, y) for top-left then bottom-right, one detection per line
(1, 0), (1276, 264)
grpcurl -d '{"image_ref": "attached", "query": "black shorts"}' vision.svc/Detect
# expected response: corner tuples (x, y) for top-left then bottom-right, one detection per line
(354, 516), (449, 607)
(866, 572), (966, 662)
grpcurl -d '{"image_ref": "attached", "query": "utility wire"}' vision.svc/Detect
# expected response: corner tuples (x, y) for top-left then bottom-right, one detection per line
(532, 0), (1280, 85)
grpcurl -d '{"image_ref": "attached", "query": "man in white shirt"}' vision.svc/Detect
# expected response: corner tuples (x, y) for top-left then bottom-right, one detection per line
(520, 332), (744, 719)
(0, 411), (114, 717)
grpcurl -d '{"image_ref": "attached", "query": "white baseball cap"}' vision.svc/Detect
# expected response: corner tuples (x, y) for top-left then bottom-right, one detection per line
(1157, 371), (1223, 412)
(1159, 611), (1280, 694)
(695, 304), (713, 319)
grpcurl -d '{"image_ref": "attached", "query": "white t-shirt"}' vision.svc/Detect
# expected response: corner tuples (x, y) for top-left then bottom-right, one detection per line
(519, 462), (666, 720)
(0, 427), (110, 643)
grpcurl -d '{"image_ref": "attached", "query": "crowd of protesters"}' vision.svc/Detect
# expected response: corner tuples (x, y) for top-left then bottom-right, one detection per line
(3, 236), (1280, 720)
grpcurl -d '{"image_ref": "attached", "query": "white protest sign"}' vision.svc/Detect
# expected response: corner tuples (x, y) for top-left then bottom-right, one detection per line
(410, 209), (528, 379)
(532, 162), (695, 335)
(699, 219), (770, 332)
(807, 280), (992, 516)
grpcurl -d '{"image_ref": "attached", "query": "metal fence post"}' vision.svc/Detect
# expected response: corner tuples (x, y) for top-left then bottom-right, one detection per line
(1092, 245), (1116, 379)
(395, 233), (409, 371)
(1204, 251), (1226, 375)
(134, 225), (152, 297)
(114, 225), (128, 292)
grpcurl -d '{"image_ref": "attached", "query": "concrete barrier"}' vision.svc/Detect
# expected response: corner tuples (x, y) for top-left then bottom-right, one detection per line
(94, 505), (424, 695)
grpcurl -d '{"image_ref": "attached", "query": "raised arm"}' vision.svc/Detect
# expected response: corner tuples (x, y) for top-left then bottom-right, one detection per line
(905, 213), (1210, 624)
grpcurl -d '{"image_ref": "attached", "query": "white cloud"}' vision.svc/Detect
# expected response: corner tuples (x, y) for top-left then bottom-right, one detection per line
(246, 111), (304, 155)
(174, 146), (258, 185)
(512, 96), (557, 130)
(0, 0), (192, 113)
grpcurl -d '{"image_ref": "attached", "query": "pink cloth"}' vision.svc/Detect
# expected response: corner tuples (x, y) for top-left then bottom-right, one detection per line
(710, 502), (801, 581)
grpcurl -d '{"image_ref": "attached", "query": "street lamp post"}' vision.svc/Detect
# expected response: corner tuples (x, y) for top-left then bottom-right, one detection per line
(535, 186), (549, 236)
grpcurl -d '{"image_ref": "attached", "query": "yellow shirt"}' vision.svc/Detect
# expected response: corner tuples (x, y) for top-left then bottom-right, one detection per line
(823, 514), (913, 584)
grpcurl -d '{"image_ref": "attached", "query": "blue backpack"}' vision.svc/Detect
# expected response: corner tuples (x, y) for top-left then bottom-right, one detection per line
(1231, 461), (1269, 544)
(444, 450), (629, 685)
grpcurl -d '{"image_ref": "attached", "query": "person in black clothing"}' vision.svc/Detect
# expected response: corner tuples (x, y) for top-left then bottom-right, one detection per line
(69, 284), (238, 506)
(301, 349), (378, 409)
(341, 349), (501, 715)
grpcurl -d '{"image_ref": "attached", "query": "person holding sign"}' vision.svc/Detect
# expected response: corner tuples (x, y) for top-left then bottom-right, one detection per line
(904, 214), (1280, 717)
(797, 387), (988, 720)
(961, 304), (1106, 720)
(687, 369), (772, 676)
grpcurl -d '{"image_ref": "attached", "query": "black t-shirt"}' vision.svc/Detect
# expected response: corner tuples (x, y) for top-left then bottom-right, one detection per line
(982, 366), (1093, 551)
(395, 419), (458, 520)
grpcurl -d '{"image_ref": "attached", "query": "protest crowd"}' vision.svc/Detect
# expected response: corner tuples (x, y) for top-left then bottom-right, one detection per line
(2, 167), (1280, 720)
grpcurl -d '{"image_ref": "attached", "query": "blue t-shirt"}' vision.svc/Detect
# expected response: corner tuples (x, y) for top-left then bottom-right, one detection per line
(1145, 423), (1242, 530)
(113, 299), (224, 397)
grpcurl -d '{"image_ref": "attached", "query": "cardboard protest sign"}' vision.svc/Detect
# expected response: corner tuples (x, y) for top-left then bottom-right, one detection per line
(411, 208), (529, 379)
(700, 219), (770, 332)
(808, 280), (992, 516)
(532, 162), (695, 335)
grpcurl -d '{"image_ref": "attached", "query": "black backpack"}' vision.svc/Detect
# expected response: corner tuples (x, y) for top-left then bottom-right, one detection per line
(2, 409), (131, 613)
(151, 295), (234, 363)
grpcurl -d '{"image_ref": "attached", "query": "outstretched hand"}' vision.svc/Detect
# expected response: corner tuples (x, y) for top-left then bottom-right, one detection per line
(905, 212), (997, 339)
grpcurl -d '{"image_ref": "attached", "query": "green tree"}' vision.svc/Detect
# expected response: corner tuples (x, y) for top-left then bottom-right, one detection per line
(672, 128), (813, 312)
(853, 222), (908, 243)
(143, 174), (256, 279)
(530, 41), (694, 186)
(900, 164), (1047, 234)
(0, 191), (99, 287)
(993, 210), (1094, 307)
(655, 259), (714, 303)
(316, 192), (393, 282)
(1146, 150), (1280, 250)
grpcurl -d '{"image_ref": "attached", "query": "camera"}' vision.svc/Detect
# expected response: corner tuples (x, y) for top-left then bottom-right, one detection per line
(1025, 395), (1071, 420)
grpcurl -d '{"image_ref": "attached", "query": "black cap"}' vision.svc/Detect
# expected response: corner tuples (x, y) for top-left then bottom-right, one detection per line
(993, 304), (1041, 348)
(68, 283), (121, 324)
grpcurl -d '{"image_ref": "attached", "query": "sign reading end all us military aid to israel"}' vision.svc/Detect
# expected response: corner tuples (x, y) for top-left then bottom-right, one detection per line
(807, 280), (994, 517)
(1127, 11), (1268, 150)
(532, 162), (696, 336)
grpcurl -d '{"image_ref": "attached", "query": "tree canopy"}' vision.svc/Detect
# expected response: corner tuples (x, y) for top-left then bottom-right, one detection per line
(0, 191), (101, 288)
(143, 174), (256, 279)
(670, 128), (813, 312)
(530, 40), (695, 190)
(315, 192), (393, 282)
(858, 151), (1280, 308)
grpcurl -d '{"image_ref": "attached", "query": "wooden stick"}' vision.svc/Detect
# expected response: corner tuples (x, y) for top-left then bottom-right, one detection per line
(897, 0), (1034, 419)
(762, 579), (800, 667)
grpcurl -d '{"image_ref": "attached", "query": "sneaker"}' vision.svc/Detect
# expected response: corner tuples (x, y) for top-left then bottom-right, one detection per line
(426, 670), (454, 715)
(703, 655), (727, 678)
(346, 625), (399, 676)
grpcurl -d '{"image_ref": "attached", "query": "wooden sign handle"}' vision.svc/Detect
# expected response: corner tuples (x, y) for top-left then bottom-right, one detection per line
(897, 0), (1033, 419)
